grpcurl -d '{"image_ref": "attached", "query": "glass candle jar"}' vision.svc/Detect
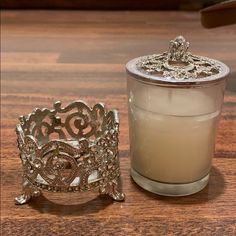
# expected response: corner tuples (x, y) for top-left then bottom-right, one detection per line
(126, 36), (229, 196)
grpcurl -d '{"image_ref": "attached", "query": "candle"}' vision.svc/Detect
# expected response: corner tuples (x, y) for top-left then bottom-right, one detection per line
(126, 36), (229, 196)
(128, 78), (224, 183)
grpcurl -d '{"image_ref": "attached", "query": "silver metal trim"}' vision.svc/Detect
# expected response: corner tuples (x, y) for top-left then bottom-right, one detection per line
(15, 100), (125, 205)
(126, 36), (230, 87)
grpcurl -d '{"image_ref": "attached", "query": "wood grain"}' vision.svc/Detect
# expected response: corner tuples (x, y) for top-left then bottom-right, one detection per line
(1, 10), (236, 236)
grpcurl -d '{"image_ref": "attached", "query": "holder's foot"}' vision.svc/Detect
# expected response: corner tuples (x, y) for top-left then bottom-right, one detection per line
(15, 179), (41, 205)
(100, 179), (125, 202)
(15, 194), (31, 205)
(108, 189), (125, 202)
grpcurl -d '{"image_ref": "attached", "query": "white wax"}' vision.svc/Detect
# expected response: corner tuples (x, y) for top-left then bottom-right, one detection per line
(130, 105), (218, 183)
(128, 78), (224, 183)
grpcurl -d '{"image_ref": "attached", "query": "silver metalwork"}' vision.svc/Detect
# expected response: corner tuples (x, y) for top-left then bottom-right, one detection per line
(137, 36), (220, 80)
(15, 100), (125, 205)
(126, 36), (229, 87)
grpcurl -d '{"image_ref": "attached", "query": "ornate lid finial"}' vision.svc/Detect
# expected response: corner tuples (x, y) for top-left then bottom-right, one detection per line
(168, 36), (190, 62)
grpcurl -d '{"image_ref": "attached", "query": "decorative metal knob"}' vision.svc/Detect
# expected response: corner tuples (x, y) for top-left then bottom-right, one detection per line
(168, 36), (190, 62)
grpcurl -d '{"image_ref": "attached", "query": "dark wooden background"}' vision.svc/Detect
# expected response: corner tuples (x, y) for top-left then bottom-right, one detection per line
(0, 0), (220, 10)
(1, 10), (236, 235)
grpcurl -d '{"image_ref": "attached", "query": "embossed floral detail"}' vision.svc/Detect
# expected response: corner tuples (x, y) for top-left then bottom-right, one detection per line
(136, 36), (220, 80)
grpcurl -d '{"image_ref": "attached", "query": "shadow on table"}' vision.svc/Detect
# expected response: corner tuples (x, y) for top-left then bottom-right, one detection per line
(131, 166), (225, 204)
(29, 194), (113, 216)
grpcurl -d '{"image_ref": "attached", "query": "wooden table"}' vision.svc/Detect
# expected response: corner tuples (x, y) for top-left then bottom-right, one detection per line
(1, 11), (236, 235)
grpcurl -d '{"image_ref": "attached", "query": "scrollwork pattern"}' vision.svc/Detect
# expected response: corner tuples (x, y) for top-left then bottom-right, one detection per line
(15, 101), (125, 204)
(136, 36), (220, 80)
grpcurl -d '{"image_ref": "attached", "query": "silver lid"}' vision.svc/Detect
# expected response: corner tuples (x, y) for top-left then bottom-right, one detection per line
(126, 36), (230, 87)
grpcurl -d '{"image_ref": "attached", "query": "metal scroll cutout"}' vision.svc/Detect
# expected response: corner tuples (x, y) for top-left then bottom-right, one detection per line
(15, 101), (125, 205)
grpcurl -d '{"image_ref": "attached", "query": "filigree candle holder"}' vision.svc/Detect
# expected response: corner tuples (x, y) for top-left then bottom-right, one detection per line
(15, 100), (125, 205)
